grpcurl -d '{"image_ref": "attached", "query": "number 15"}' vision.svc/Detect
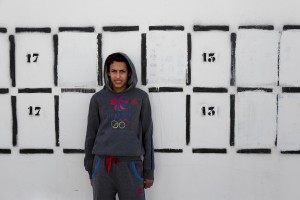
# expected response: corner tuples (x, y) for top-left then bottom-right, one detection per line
(202, 53), (216, 62)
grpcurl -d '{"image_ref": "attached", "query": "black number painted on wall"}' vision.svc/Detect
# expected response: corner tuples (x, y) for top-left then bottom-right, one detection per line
(27, 53), (39, 63)
(202, 53), (216, 62)
(202, 106), (216, 116)
(28, 106), (41, 116)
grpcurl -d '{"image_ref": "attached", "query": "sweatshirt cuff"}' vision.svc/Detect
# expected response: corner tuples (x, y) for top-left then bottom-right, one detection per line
(143, 169), (154, 180)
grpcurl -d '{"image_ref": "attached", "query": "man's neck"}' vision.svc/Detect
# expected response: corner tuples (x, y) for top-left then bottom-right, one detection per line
(112, 86), (127, 93)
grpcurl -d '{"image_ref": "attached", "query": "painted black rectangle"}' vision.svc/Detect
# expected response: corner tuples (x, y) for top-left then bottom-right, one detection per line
(63, 149), (85, 154)
(283, 25), (300, 31)
(149, 26), (184, 31)
(282, 87), (300, 93)
(230, 33), (236, 86)
(0, 149), (11, 154)
(141, 33), (147, 85)
(154, 149), (183, 153)
(61, 88), (96, 93)
(186, 95), (191, 145)
(53, 34), (58, 86)
(187, 33), (191, 85)
(58, 27), (95, 32)
(16, 27), (51, 33)
(281, 150), (300, 154)
(275, 95), (279, 146)
(103, 26), (139, 32)
(193, 87), (228, 93)
(55, 95), (59, 147)
(192, 148), (227, 154)
(237, 149), (271, 154)
(97, 34), (103, 86)
(0, 89), (9, 94)
(239, 25), (274, 30)
(159, 87), (183, 92)
(277, 35), (281, 86)
(19, 88), (52, 93)
(148, 87), (158, 92)
(0, 28), (7, 33)
(20, 149), (54, 154)
(9, 35), (16, 87)
(237, 87), (273, 93)
(193, 25), (229, 31)
(11, 96), (17, 146)
(148, 87), (183, 92)
(230, 95), (235, 146)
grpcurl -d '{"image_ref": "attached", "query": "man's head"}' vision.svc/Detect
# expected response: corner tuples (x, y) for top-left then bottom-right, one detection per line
(106, 53), (132, 74)
(106, 53), (132, 93)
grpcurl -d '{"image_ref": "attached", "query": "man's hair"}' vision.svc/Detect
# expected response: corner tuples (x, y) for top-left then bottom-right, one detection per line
(106, 53), (132, 73)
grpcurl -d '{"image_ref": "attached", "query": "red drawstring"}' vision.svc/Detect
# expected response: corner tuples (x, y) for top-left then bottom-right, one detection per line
(105, 157), (118, 173)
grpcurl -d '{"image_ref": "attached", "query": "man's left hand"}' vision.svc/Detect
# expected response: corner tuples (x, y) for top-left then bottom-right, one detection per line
(144, 179), (154, 189)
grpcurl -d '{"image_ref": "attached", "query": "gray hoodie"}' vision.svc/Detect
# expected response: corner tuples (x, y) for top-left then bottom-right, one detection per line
(84, 52), (154, 180)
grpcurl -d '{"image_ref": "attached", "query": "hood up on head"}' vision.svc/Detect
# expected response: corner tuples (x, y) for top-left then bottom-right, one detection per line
(103, 52), (138, 93)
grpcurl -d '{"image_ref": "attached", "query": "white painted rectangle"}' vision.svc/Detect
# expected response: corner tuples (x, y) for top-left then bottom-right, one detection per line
(192, 32), (231, 87)
(15, 33), (54, 87)
(102, 32), (141, 86)
(60, 92), (93, 148)
(58, 32), (98, 87)
(149, 92), (185, 149)
(279, 30), (300, 86)
(0, 94), (12, 147)
(277, 94), (300, 150)
(0, 34), (10, 87)
(236, 30), (280, 87)
(55, 154), (92, 199)
(190, 93), (230, 148)
(235, 92), (277, 148)
(17, 93), (55, 148)
(147, 32), (187, 86)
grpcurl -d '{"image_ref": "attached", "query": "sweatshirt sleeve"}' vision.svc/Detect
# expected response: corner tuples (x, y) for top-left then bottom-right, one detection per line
(141, 93), (155, 180)
(84, 95), (100, 179)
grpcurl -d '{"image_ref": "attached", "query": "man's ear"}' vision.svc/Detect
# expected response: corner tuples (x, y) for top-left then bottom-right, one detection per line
(128, 72), (132, 77)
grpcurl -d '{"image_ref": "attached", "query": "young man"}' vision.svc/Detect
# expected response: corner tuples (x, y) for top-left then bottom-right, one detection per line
(84, 52), (154, 200)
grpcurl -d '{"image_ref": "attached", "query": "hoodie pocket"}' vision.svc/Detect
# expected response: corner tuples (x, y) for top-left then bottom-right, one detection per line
(92, 157), (101, 178)
(95, 130), (142, 156)
(131, 161), (144, 182)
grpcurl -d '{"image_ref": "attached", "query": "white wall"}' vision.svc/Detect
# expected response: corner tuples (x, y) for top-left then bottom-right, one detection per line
(1, 0), (300, 199)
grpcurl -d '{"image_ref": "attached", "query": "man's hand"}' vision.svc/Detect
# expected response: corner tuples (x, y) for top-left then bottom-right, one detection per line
(144, 179), (154, 189)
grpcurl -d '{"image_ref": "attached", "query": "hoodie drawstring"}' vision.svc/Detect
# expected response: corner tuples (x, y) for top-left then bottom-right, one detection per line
(105, 157), (118, 173)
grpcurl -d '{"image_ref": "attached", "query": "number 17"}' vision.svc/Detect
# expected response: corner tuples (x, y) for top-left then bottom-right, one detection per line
(27, 53), (39, 63)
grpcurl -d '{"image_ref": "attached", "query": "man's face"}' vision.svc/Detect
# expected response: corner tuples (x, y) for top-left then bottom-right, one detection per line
(108, 61), (130, 93)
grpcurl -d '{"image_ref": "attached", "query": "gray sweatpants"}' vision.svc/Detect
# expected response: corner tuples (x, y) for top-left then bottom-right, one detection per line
(92, 156), (145, 200)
